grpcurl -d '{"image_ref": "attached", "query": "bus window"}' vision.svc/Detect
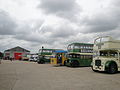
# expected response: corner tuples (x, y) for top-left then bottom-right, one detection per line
(74, 45), (79, 49)
(100, 51), (108, 56)
(44, 56), (50, 59)
(80, 55), (83, 59)
(100, 50), (118, 57)
(109, 51), (118, 57)
(68, 54), (80, 58)
(76, 54), (80, 58)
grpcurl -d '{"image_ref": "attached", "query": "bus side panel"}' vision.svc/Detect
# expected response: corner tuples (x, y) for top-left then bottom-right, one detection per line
(62, 57), (67, 65)
(78, 59), (92, 66)
(51, 58), (57, 65)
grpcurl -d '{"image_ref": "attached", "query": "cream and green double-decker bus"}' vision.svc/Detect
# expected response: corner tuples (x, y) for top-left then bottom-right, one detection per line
(66, 43), (93, 67)
(37, 47), (59, 64)
(92, 36), (120, 74)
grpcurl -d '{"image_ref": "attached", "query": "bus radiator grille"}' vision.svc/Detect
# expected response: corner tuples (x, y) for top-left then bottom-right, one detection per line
(95, 60), (101, 66)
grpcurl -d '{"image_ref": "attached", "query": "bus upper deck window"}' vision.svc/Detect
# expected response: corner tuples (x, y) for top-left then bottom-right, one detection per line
(74, 45), (79, 49)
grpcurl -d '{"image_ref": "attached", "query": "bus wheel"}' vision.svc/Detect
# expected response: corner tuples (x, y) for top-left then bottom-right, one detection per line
(64, 61), (66, 66)
(106, 63), (117, 74)
(37, 61), (41, 64)
(91, 66), (98, 72)
(37, 60), (44, 64)
(71, 61), (79, 67)
(40, 60), (45, 64)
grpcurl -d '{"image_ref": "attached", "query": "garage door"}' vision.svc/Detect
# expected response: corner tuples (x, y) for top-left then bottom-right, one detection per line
(14, 53), (22, 60)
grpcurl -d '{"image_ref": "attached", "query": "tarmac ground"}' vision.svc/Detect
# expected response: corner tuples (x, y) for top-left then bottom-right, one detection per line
(0, 60), (120, 90)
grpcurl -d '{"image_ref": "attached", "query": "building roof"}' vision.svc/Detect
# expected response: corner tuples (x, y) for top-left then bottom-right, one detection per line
(4, 46), (30, 52)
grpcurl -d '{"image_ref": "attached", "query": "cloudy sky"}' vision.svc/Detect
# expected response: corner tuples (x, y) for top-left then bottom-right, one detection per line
(0, 0), (120, 53)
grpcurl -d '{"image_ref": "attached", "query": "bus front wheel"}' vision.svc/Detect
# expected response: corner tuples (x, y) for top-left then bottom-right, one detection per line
(37, 61), (41, 64)
(71, 61), (79, 67)
(37, 60), (45, 64)
(106, 63), (117, 74)
(64, 61), (67, 66)
(91, 66), (98, 72)
(40, 60), (45, 64)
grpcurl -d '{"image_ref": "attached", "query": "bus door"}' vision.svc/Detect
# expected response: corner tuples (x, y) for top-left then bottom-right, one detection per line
(57, 53), (62, 64)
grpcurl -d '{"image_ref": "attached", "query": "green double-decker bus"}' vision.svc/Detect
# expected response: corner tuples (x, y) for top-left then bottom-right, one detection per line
(66, 43), (93, 67)
(37, 47), (60, 64)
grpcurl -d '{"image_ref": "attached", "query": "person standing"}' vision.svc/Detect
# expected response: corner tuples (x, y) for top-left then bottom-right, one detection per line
(0, 52), (3, 64)
(10, 57), (13, 61)
(0, 57), (2, 64)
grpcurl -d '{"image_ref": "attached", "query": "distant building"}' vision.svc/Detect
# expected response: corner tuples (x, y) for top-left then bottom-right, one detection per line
(4, 46), (30, 60)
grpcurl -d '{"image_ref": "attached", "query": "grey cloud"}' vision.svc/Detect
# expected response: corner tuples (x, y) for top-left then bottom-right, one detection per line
(14, 29), (53, 45)
(38, 0), (81, 21)
(104, 29), (120, 39)
(51, 25), (77, 38)
(0, 36), (17, 51)
(39, 0), (74, 13)
(13, 19), (45, 42)
(15, 33), (58, 45)
(38, 22), (78, 39)
(15, 34), (41, 43)
(14, 21), (78, 46)
(79, 0), (120, 34)
(0, 10), (17, 35)
(82, 15), (119, 33)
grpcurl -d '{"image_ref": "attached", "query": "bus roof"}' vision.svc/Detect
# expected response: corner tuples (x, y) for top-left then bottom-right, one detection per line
(99, 49), (120, 51)
(94, 36), (120, 50)
(54, 50), (67, 53)
(39, 48), (60, 50)
(68, 52), (93, 55)
(68, 42), (93, 46)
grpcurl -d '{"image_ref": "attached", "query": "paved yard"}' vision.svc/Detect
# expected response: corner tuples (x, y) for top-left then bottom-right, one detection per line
(0, 60), (120, 90)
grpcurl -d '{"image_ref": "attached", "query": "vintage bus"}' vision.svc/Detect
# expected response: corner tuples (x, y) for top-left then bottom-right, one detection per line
(92, 36), (120, 74)
(66, 43), (93, 67)
(50, 50), (67, 66)
(37, 47), (59, 64)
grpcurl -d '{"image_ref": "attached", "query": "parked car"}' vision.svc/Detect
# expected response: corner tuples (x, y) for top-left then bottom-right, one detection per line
(29, 57), (38, 62)
(22, 57), (29, 61)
